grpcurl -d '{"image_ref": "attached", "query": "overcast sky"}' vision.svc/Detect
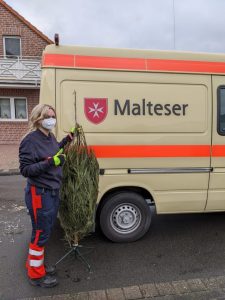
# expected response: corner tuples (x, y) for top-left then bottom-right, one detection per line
(5, 0), (225, 53)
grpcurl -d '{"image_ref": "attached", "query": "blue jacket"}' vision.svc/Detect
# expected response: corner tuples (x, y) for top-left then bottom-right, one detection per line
(19, 129), (69, 189)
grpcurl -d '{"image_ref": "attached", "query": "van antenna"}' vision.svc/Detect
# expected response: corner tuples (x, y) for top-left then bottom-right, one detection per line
(73, 90), (77, 125)
(172, 0), (176, 50)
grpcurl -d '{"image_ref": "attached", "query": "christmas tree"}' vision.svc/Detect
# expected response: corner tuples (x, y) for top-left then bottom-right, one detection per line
(59, 125), (99, 246)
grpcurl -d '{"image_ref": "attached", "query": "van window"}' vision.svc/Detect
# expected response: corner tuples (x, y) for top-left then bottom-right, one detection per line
(218, 87), (225, 135)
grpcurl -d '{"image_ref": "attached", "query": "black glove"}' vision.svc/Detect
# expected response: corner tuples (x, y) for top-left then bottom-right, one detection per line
(48, 149), (66, 167)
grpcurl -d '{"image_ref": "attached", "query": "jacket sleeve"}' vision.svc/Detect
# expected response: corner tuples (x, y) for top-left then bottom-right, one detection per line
(19, 138), (51, 178)
(58, 136), (70, 149)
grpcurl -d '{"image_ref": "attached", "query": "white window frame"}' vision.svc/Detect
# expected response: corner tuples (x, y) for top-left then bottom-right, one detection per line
(0, 97), (28, 121)
(3, 36), (22, 58)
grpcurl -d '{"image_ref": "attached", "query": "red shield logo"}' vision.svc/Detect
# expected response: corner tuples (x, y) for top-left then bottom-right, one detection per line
(84, 98), (108, 124)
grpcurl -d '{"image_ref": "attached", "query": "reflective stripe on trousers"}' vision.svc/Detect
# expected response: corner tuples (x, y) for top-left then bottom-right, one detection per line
(27, 242), (45, 278)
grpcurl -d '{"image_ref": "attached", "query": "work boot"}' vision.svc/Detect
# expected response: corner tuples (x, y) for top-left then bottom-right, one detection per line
(29, 275), (58, 288)
(45, 264), (57, 275)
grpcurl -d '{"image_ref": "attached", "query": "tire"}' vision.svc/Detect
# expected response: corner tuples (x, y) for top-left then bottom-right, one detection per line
(99, 192), (151, 242)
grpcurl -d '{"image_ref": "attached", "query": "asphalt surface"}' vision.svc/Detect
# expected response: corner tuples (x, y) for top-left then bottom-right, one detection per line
(1, 175), (225, 300)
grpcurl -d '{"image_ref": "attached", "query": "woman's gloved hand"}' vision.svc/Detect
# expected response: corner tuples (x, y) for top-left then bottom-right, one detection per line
(48, 148), (66, 166)
(66, 125), (81, 142)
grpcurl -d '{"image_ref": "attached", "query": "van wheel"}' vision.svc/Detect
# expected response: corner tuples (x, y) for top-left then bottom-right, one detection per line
(100, 192), (151, 242)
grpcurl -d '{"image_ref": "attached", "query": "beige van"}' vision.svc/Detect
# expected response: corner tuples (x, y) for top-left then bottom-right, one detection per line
(40, 42), (225, 242)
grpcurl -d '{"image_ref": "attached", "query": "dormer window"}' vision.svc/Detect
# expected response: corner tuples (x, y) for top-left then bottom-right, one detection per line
(3, 36), (21, 58)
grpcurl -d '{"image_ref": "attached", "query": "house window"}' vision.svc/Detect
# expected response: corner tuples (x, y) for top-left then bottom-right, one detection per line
(3, 36), (21, 58)
(0, 98), (11, 119)
(0, 97), (28, 121)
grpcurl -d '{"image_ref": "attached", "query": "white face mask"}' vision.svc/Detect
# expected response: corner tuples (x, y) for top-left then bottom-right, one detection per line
(41, 117), (56, 131)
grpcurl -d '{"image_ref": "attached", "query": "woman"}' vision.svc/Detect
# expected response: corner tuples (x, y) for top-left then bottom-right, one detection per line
(19, 103), (74, 288)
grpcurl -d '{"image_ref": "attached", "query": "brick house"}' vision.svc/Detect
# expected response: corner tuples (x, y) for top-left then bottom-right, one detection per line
(0, 0), (53, 144)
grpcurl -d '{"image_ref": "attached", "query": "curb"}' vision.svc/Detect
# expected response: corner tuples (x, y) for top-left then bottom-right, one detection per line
(17, 275), (225, 300)
(0, 168), (20, 176)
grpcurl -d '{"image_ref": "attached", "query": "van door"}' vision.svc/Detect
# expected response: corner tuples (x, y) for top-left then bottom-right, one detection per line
(206, 76), (225, 210)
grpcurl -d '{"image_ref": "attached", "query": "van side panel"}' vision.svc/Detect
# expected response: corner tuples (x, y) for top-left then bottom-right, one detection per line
(55, 69), (211, 213)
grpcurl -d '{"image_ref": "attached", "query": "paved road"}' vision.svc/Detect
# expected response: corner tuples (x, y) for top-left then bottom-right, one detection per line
(1, 175), (225, 300)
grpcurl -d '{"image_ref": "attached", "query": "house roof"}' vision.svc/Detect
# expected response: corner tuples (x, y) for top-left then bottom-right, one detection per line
(0, 0), (53, 44)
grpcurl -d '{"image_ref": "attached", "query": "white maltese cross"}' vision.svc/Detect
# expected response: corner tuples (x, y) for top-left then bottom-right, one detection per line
(88, 102), (104, 118)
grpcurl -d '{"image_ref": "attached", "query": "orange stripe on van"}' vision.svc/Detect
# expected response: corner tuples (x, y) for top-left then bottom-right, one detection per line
(89, 145), (211, 158)
(42, 53), (225, 74)
(75, 55), (146, 70)
(146, 59), (225, 73)
(212, 145), (225, 157)
(43, 54), (74, 67)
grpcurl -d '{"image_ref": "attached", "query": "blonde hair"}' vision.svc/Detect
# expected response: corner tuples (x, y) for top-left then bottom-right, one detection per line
(21, 104), (56, 141)
(28, 104), (56, 132)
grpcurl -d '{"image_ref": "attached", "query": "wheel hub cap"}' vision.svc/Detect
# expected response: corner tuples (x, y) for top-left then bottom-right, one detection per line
(110, 203), (141, 234)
